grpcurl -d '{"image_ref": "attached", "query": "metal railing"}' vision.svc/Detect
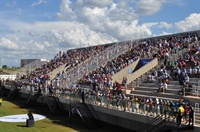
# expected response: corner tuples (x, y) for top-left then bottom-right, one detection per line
(60, 42), (129, 88)
(3, 81), (198, 128)
(4, 82), (181, 115)
(194, 103), (200, 125)
(183, 85), (199, 97)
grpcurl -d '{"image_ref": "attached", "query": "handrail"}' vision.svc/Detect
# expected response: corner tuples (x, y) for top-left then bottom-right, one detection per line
(198, 80), (200, 97)
(195, 103), (199, 112)
(3, 81), (198, 130)
(62, 42), (129, 87)
(183, 86), (198, 97)
(137, 111), (166, 132)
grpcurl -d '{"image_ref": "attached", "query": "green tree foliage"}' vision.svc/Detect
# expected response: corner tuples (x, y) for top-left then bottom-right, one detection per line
(2, 65), (7, 69)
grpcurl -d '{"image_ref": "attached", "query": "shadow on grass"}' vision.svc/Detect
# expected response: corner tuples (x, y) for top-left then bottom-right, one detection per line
(16, 125), (27, 127)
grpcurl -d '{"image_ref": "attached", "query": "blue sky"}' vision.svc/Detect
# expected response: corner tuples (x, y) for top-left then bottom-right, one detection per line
(0, 0), (200, 67)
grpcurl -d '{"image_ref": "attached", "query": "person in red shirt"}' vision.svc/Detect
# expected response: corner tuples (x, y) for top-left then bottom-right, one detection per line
(184, 104), (190, 123)
(181, 61), (186, 67)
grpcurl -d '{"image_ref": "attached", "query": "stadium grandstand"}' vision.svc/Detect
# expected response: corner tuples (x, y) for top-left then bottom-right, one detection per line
(1, 29), (200, 131)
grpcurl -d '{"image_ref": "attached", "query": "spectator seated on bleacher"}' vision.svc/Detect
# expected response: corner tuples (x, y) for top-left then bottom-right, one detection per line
(146, 73), (156, 83)
(155, 80), (167, 93)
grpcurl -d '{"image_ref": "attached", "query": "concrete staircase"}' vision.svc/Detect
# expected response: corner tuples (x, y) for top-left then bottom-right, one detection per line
(195, 112), (200, 126)
(48, 64), (69, 80)
(127, 76), (200, 101)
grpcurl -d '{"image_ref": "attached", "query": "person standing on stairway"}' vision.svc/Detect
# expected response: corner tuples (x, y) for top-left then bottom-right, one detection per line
(177, 104), (185, 127)
(188, 105), (194, 127)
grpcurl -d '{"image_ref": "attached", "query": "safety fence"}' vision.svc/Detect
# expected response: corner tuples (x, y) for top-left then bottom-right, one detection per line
(183, 81), (200, 97)
(194, 103), (200, 125)
(3, 82), (197, 120)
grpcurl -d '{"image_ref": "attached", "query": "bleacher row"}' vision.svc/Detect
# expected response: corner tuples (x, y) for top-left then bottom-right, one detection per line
(13, 31), (199, 96)
(127, 42), (200, 100)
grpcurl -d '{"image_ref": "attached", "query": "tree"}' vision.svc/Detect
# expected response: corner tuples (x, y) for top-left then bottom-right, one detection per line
(2, 65), (7, 69)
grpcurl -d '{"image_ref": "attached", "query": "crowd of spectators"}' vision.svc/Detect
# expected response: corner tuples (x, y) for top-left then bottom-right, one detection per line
(146, 37), (200, 96)
(13, 32), (199, 99)
(77, 33), (199, 94)
(18, 44), (117, 91)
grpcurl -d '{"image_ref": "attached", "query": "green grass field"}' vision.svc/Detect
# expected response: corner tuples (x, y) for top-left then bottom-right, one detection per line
(0, 96), (129, 132)
(0, 98), (79, 132)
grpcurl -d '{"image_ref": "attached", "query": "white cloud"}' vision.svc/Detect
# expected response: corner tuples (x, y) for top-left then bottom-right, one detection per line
(159, 31), (173, 36)
(56, 0), (76, 20)
(158, 22), (172, 29)
(31, 0), (46, 7)
(85, 0), (113, 7)
(0, 35), (19, 50)
(108, 2), (137, 21)
(136, 0), (167, 15)
(174, 13), (200, 31)
(28, 31), (39, 36)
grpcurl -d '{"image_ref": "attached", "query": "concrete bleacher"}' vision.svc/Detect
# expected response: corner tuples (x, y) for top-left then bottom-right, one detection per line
(126, 39), (200, 104)
(128, 78), (199, 100)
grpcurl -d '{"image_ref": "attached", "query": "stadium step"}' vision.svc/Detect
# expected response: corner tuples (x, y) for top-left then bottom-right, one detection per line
(132, 86), (179, 94)
(195, 113), (200, 125)
(130, 90), (181, 99)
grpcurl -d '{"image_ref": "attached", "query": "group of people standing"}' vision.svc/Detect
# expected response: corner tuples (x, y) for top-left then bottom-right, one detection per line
(177, 102), (194, 127)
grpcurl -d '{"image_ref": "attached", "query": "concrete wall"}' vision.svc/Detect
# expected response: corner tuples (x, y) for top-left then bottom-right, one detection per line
(112, 59), (140, 83)
(127, 58), (158, 84)
(18, 89), (151, 131)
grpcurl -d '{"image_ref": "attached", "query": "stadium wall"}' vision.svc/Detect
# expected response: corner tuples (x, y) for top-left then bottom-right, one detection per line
(17, 89), (149, 131)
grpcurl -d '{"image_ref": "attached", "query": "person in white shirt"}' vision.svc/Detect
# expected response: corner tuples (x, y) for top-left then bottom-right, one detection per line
(163, 82), (167, 93)
(192, 67), (197, 77)
(188, 67), (192, 77)
(184, 74), (189, 84)
(155, 82), (163, 93)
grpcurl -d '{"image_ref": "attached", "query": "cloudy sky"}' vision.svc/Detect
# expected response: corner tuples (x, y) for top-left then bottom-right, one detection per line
(0, 0), (200, 67)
